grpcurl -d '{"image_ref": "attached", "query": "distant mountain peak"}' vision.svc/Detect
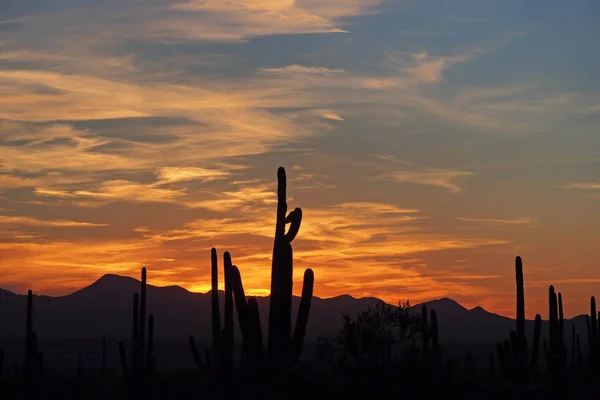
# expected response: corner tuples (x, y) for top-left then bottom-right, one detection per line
(415, 297), (468, 313)
(94, 273), (139, 285)
(67, 273), (141, 298)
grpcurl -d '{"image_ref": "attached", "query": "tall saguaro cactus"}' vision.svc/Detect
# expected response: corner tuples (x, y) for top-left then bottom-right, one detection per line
(497, 257), (541, 386)
(515, 256), (527, 378)
(231, 167), (314, 371)
(268, 166), (303, 367)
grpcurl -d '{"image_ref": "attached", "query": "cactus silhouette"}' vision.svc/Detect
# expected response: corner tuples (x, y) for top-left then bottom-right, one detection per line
(496, 257), (541, 386)
(189, 248), (234, 381)
(230, 167), (314, 372)
(419, 304), (440, 366)
(586, 296), (600, 373)
(546, 285), (569, 395)
(118, 267), (155, 391)
(23, 289), (43, 397)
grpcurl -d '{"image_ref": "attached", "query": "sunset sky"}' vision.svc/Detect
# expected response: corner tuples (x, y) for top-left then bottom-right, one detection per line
(1, 0), (599, 318)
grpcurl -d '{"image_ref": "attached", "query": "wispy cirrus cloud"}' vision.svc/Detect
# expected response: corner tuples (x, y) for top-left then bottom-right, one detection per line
(155, 167), (232, 184)
(0, 215), (108, 228)
(382, 168), (473, 194)
(562, 182), (600, 191)
(371, 155), (473, 193)
(455, 217), (536, 226)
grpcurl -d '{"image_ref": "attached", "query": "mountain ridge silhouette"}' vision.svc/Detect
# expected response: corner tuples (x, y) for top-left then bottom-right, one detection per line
(0, 273), (590, 351)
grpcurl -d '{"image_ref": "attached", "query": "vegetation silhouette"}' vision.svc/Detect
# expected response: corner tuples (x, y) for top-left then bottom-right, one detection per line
(1, 167), (600, 398)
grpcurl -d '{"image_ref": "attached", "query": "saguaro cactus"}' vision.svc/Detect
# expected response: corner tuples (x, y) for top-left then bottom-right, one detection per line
(23, 290), (43, 386)
(119, 267), (155, 387)
(586, 296), (600, 372)
(419, 305), (440, 366)
(231, 167), (314, 371)
(496, 257), (541, 386)
(546, 286), (569, 395)
(189, 248), (234, 380)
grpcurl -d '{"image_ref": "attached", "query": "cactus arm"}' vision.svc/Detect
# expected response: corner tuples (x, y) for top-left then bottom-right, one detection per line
(289, 269), (314, 367)
(284, 208), (302, 242)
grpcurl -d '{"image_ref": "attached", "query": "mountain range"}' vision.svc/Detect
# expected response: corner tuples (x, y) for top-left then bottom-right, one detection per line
(0, 274), (592, 354)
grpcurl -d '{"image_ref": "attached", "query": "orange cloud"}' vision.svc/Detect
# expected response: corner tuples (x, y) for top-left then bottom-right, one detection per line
(455, 217), (537, 226)
(0, 215), (107, 228)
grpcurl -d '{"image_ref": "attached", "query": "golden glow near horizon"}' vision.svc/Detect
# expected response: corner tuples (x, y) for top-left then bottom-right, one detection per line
(1, 0), (600, 319)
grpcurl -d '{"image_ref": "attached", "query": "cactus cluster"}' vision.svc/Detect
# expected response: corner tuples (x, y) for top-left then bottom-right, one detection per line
(545, 286), (568, 377)
(118, 267), (155, 388)
(189, 248), (234, 381)
(229, 167), (315, 372)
